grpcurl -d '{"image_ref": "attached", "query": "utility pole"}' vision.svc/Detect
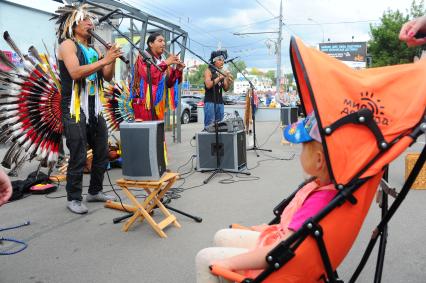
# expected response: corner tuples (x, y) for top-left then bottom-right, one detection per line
(276, 0), (282, 94)
(233, 0), (282, 92)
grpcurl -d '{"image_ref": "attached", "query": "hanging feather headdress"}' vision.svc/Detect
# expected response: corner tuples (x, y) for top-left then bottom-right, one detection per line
(103, 81), (134, 131)
(0, 31), (62, 176)
(50, 4), (96, 43)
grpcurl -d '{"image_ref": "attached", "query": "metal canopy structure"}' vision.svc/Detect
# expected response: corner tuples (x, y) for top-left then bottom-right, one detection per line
(64, 0), (188, 142)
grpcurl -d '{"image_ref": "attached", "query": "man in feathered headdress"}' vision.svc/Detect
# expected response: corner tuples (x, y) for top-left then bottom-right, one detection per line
(52, 4), (122, 214)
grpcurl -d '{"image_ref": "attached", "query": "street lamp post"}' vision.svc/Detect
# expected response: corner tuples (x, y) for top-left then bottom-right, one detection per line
(308, 18), (324, 43)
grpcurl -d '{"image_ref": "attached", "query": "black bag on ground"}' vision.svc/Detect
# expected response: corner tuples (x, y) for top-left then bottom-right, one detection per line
(10, 171), (49, 201)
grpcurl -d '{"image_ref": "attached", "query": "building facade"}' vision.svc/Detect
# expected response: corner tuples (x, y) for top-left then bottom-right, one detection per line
(233, 73), (273, 94)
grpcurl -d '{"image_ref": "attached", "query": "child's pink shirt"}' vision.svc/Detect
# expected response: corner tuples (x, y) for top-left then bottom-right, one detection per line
(288, 189), (337, 231)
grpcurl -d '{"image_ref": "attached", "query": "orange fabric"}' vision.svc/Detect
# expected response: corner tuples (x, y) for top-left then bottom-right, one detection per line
(291, 37), (426, 185)
(243, 181), (335, 279)
(211, 175), (383, 283)
(262, 174), (382, 283)
(210, 265), (246, 282)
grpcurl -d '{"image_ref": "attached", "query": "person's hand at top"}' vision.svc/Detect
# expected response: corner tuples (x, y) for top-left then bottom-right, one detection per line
(399, 15), (426, 46)
(0, 169), (12, 206)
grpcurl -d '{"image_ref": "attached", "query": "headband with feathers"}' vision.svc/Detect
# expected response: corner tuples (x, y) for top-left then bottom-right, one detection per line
(50, 4), (96, 41)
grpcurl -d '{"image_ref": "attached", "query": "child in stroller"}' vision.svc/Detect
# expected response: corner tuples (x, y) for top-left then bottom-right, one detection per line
(196, 112), (337, 282)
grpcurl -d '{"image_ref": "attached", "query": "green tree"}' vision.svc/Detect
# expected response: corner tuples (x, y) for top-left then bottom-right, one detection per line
(411, 0), (425, 17)
(249, 67), (264, 76)
(368, 0), (425, 67)
(188, 64), (207, 87)
(265, 70), (276, 82)
(188, 60), (247, 91)
(227, 60), (247, 82)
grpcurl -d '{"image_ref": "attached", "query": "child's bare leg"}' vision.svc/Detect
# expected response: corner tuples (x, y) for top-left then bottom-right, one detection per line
(196, 247), (248, 283)
(213, 228), (260, 249)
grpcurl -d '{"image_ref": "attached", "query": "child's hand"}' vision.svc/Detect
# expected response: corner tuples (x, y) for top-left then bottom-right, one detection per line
(250, 223), (269, 232)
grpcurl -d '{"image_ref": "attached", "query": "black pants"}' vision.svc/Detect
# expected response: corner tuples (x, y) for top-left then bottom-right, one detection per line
(62, 111), (109, 201)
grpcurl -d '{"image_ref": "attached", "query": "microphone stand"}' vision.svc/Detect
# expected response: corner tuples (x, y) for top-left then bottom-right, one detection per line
(228, 60), (272, 157)
(170, 40), (250, 183)
(103, 19), (202, 222)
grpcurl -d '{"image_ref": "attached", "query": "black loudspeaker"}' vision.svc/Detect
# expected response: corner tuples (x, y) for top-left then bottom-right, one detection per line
(119, 121), (166, 181)
(280, 107), (298, 126)
(196, 131), (247, 172)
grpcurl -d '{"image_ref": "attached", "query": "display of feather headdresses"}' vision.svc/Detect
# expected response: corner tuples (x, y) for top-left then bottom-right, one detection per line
(0, 31), (62, 176)
(103, 81), (134, 131)
(51, 4), (96, 42)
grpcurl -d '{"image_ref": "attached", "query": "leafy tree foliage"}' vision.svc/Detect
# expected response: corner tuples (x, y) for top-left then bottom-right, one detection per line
(368, 0), (425, 67)
(265, 70), (276, 82)
(227, 60), (247, 82)
(187, 60), (246, 91)
(187, 64), (208, 87)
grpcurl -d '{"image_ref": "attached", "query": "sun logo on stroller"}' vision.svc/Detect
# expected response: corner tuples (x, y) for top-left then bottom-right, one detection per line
(360, 92), (385, 115)
(341, 92), (389, 126)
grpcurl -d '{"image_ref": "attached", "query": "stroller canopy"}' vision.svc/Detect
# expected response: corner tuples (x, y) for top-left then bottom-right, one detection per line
(290, 37), (426, 185)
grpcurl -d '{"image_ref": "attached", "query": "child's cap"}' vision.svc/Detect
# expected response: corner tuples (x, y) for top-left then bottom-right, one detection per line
(283, 112), (321, 144)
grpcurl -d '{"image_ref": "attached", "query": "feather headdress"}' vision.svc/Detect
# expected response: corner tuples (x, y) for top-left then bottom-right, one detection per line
(50, 4), (96, 42)
(0, 31), (62, 176)
(103, 81), (134, 131)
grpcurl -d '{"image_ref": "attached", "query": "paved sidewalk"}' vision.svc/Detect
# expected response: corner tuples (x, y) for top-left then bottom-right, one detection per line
(0, 122), (425, 283)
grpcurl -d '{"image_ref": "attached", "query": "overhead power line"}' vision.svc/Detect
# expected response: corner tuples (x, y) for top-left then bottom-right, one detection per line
(286, 19), (380, 26)
(207, 17), (278, 33)
(255, 0), (276, 17)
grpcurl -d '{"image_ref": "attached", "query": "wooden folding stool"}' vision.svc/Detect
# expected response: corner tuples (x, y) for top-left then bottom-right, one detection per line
(106, 172), (181, 238)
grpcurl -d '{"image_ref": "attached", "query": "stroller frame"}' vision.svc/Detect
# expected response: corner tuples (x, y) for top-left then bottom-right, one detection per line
(238, 115), (426, 283)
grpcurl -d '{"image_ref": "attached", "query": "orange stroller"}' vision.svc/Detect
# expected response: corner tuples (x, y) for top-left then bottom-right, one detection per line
(210, 37), (426, 282)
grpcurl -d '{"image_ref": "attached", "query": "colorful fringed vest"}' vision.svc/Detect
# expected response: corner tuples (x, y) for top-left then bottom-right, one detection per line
(130, 54), (181, 121)
(59, 41), (104, 123)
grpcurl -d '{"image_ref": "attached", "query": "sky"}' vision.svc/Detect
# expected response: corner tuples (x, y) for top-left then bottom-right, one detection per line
(6, 0), (415, 72)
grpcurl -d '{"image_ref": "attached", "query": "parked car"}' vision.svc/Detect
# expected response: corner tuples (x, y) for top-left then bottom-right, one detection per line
(181, 95), (202, 123)
(223, 95), (237, 105)
(181, 101), (198, 124)
(181, 95), (203, 105)
(235, 95), (247, 105)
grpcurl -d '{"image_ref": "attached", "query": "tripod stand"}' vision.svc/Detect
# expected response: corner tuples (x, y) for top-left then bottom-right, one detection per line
(165, 40), (250, 183)
(228, 61), (272, 157)
(112, 203), (203, 224)
(247, 90), (272, 157)
(200, 68), (250, 184)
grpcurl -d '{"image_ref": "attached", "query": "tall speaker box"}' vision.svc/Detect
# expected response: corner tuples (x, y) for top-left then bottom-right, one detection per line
(120, 121), (166, 181)
(196, 131), (247, 172)
(280, 107), (298, 126)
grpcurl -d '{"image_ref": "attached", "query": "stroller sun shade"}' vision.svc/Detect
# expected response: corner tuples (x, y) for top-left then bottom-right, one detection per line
(290, 36), (426, 185)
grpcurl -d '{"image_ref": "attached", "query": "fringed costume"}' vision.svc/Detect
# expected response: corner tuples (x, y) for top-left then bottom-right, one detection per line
(52, 4), (114, 205)
(130, 54), (182, 121)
